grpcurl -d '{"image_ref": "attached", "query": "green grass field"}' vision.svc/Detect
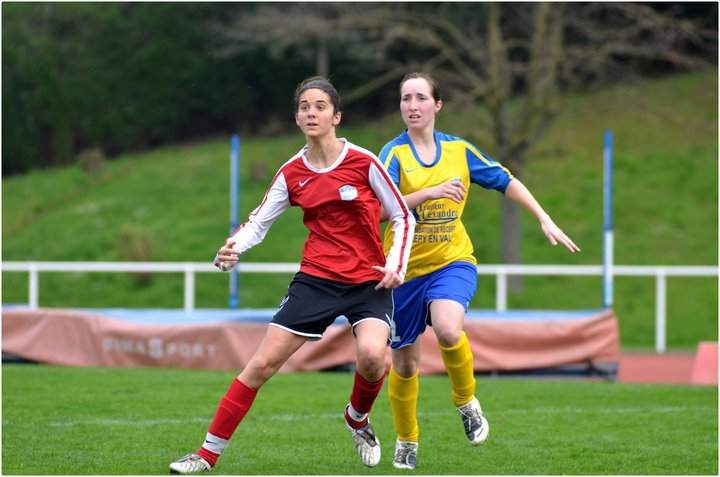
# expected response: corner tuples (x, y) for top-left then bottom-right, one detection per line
(2, 365), (717, 475)
(2, 71), (717, 349)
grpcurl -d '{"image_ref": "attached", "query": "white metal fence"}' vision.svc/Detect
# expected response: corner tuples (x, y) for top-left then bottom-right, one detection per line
(2, 261), (717, 353)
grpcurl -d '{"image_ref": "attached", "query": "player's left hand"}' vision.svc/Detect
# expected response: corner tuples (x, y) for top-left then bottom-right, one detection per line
(372, 265), (404, 289)
(540, 218), (581, 253)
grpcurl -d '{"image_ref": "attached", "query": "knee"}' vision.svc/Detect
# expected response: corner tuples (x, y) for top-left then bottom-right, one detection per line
(435, 327), (463, 348)
(393, 359), (418, 377)
(246, 354), (281, 383)
(356, 344), (387, 380)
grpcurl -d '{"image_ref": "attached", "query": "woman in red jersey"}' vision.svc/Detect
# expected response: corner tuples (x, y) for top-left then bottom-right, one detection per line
(169, 77), (415, 474)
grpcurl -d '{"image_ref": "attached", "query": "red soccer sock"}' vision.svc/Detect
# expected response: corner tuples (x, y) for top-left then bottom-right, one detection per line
(197, 448), (220, 468)
(197, 378), (258, 467)
(345, 371), (385, 429)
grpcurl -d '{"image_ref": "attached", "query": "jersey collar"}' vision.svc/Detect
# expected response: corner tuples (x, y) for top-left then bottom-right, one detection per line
(403, 130), (441, 168)
(301, 138), (349, 173)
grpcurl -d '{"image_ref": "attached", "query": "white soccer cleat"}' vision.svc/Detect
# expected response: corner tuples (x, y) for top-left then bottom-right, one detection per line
(169, 453), (211, 474)
(392, 439), (418, 470)
(347, 421), (382, 467)
(457, 397), (490, 445)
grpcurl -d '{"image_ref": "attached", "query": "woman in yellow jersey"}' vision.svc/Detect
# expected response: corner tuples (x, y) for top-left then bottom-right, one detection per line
(380, 72), (580, 470)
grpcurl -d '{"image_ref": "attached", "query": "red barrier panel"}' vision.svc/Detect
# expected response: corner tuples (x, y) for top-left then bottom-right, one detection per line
(691, 342), (718, 385)
(2, 308), (619, 374)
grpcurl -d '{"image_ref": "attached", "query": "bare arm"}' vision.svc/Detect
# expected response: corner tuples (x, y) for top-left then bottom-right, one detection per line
(380, 179), (467, 221)
(504, 179), (580, 253)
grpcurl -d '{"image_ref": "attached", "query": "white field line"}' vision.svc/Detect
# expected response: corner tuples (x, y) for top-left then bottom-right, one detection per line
(27, 405), (712, 428)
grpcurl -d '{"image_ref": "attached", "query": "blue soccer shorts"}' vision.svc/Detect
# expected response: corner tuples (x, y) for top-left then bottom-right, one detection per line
(390, 261), (477, 349)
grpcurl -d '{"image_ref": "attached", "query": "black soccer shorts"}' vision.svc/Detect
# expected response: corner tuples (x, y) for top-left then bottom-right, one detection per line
(270, 272), (393, 341)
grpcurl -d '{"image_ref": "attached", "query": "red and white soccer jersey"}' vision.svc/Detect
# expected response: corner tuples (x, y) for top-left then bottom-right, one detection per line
(224, 139), (415, 284)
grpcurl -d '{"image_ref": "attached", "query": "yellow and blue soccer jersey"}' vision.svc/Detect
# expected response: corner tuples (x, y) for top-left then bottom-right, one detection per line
(381, 130), (513, 280)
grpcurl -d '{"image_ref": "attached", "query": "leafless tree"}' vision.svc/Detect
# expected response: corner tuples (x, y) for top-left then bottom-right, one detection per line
(215, 3), (716, 290)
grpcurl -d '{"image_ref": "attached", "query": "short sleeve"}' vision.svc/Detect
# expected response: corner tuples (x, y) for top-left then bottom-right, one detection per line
(379, 143), (401, 186)
(465, 142), (513, 192)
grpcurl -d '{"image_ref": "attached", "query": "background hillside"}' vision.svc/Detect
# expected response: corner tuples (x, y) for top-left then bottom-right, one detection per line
(3, 71), (717, 349)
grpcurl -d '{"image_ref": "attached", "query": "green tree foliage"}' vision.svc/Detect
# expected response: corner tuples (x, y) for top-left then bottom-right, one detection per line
(2, 3), (716, 176)
(2, 3), (253, 174)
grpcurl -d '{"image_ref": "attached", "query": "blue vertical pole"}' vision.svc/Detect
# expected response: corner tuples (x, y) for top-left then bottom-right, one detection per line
(602, 130), (614, 309)
(229, 135), (240, 309)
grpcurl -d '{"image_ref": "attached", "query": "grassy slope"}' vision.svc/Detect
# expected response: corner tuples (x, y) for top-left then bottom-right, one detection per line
(2, 365), (717, 475)
(2, 71), (717, 348)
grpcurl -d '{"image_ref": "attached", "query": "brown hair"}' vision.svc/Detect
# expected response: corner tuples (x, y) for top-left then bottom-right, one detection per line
(400, 72), (442, 102)
(294, 76), (342, 113)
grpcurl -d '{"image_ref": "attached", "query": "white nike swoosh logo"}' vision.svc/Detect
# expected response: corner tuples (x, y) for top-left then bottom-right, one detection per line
(299, 178), (313, 187)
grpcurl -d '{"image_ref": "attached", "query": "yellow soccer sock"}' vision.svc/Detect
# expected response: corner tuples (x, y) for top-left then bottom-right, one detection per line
(439, 331), (476, 407)
(388, 367), (420, 442)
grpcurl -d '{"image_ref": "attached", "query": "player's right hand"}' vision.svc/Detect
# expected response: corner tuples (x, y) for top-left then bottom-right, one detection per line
(428, 179), (466, 203)
(215, 239), (239, 271)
